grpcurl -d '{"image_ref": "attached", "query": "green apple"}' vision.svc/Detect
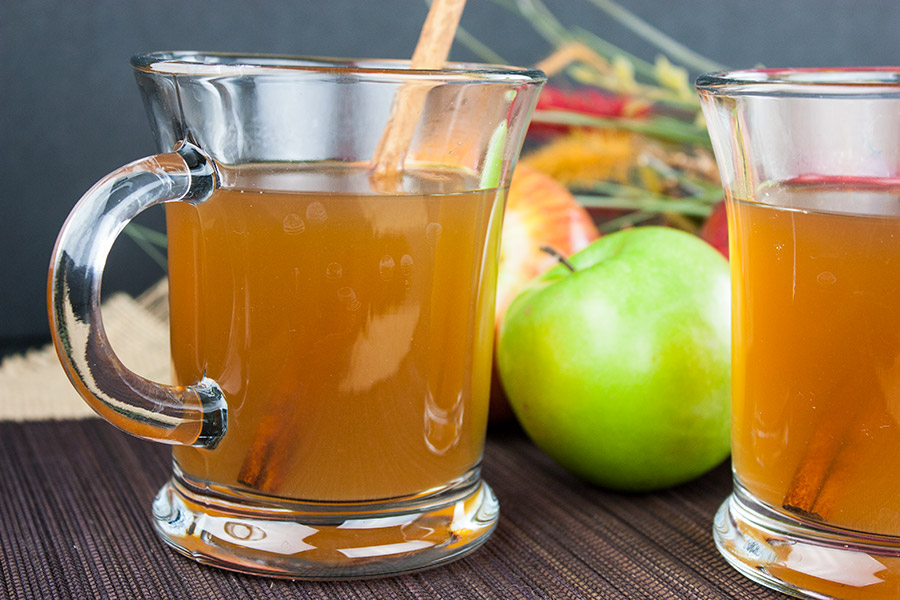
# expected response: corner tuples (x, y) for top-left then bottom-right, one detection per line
(496, 226), (731, 492)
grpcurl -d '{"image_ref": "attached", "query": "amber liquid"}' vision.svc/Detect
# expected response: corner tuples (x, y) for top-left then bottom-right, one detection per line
(730, 181), (900, 536)
(167, 163), (503, 502)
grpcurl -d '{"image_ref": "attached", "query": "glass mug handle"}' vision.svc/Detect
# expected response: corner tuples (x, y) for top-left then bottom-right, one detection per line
(48, 142), (227, 448)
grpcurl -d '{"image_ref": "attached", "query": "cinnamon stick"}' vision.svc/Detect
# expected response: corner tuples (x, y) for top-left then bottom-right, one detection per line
(782, 417), (850, 520)
(370, 0), (467, 180)
(237, 410), (293, 492)
(782, 378), (873, 521)
(236, 348), (310, 493)
(237, 304), (361, 494)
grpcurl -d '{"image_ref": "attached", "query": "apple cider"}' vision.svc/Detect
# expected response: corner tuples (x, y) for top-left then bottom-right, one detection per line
(729, 178), (900, 535)
(166, 163), (503, 502)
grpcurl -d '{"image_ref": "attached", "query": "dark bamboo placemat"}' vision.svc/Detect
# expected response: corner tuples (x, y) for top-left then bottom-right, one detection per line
(0, 419), (785, 599)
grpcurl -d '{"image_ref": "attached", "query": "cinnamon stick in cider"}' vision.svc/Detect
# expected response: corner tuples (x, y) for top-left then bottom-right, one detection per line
(781, 379), (872, 521)
(236, 350), (311, 493)
(237, 301), (362, 494)
(370, 0), (467, 180)
(237, 413), (293, 493)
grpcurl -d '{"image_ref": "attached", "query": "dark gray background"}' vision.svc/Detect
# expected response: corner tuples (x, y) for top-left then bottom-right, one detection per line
(2, 0), (898, 351)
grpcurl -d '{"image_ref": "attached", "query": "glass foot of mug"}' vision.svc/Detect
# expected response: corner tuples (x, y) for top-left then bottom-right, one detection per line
(151, 472), (498, 579)
(714, 486), (900, 599)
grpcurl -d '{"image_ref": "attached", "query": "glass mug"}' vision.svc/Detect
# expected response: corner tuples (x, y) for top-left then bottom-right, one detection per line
(699, 69), (900, 598)
(48, 52), (544, 579)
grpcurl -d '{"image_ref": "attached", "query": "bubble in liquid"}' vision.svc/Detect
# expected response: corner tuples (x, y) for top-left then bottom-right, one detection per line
(325, 262), (343, 280)
(400, 254), (414, 277)
(379, 255), (395, 281)
(306, 201), (328, 224)
(773, 242), (785, 261)
(337, 287), (361, 312)
(282, 213), (305, 235)
(425, 222), (443, 246)
(817, 271), (837, 285)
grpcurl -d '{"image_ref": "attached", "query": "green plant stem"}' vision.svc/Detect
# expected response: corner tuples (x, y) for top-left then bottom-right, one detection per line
(126, 223), (167, 247)
(582, 0), (728, 74)
(496, 0), (572, 46)
(639, 153), (719, 195)
(594, 210), (657, 233)
(124, 226), (167, 271)
(123, 223), (167, 271)
(584, 180), (719, 203)
(576, 193), (713, 218)
(455, 26), (510, 64)
(570, 26), (656, 79)
(533, 110), (712, 147)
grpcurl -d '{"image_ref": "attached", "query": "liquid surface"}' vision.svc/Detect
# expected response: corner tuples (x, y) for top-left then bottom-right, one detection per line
(730, 180), (900, 535)
(167, 163), (504, 502)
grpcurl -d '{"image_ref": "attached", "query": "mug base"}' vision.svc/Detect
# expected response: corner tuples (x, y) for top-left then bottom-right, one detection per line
(151, 471), (498, 579)
(714, 485), (900, 599)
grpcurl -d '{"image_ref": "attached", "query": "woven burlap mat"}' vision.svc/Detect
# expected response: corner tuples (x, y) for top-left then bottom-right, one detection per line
(0, 280), (171, 421)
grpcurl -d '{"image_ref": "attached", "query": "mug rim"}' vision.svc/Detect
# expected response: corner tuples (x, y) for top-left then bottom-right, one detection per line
(696, 67), (900, 96)
(131, 51), (546, 85)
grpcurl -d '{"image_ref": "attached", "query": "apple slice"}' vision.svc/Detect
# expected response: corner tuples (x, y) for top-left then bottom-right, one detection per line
(490, 164), (600, 420)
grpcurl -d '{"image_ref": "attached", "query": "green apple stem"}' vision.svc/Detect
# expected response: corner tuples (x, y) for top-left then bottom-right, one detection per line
(540, 245), (576, 272)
